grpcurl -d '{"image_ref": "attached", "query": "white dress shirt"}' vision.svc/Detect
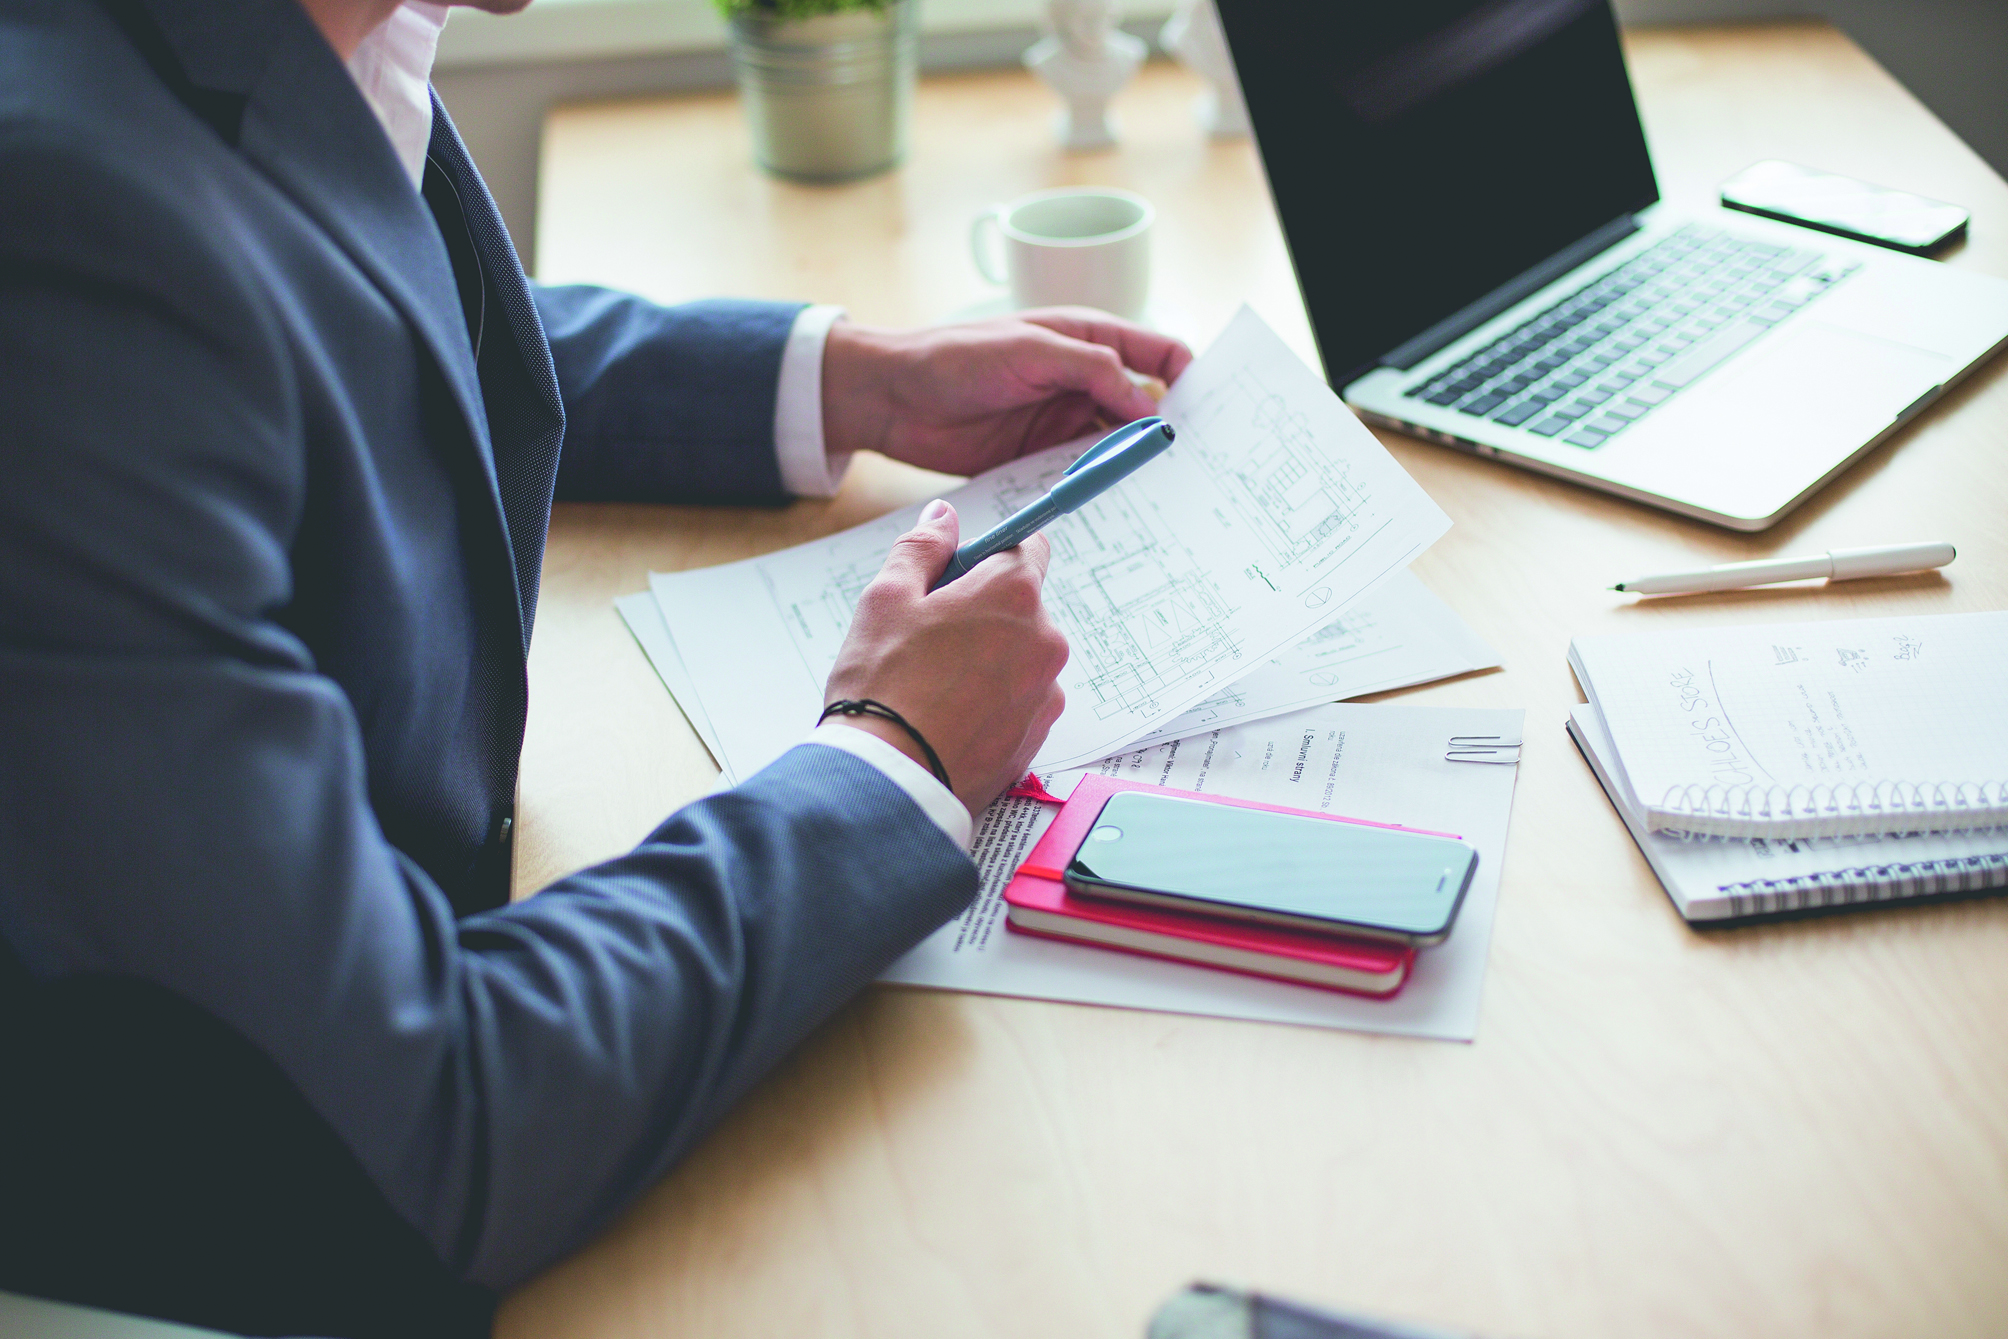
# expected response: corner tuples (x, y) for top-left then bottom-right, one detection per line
(344, 7), (967, 846)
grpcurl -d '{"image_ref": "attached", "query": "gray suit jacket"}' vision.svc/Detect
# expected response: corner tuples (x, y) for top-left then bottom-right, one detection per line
(0, 0), (979, 1328)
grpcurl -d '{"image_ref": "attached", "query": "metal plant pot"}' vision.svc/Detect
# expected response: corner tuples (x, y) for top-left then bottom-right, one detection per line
(729, 0), (918, 183)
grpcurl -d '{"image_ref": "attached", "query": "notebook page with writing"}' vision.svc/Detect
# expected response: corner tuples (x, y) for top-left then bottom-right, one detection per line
(1569, 610), (2008, 839)
(1569, 702), (2008, 921)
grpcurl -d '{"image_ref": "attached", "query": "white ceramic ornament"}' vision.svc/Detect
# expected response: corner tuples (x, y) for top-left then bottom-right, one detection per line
(1024, 0), (1146, 151)
(1159, 0), (1249, 139)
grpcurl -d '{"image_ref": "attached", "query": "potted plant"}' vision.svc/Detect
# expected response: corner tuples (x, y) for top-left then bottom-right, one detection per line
(715, 0), (920, 182)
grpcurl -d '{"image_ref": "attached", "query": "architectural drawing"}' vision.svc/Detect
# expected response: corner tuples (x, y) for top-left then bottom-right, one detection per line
(763, 551), (878, 685)
(649, 305), (1452, 775)
(762, 459), (1247, 725)
(1128, 571), (1499, 747)
(1151, 603), (1386, 729)
(1042, 510), (1242, 720)
(1178, 367), (1377, 572)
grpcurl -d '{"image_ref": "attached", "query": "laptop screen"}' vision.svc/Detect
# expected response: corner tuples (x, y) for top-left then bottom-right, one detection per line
(1216, 0), (1660, 386)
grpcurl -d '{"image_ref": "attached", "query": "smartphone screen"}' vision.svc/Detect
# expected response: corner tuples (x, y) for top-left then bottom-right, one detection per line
(1063, 792), (1478, 943)
(1720, 160), (1968, 255)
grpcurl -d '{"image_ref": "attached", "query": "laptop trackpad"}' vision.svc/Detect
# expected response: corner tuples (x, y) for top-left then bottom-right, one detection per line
(1614, 319), (1954, 522)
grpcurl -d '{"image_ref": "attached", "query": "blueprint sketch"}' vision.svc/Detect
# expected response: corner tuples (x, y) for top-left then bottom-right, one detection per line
(1131, 568), (1500, 746)
(755, 450), (1247, 732)
(650, 305), (1452, 777)
(1180, 368), (1379, 577)
(623, 568), (1494, 782)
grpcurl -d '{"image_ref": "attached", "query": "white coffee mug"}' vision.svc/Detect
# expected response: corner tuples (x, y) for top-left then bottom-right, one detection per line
(969, 187), (1153, 320)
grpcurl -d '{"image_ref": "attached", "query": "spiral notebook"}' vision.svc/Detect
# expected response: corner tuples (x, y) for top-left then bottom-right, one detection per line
(1569, 702), (2008, 922)
(1568, 610), (2008, 839)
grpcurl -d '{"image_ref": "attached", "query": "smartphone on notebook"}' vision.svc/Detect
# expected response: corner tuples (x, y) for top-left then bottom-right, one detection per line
(1061, 792), (1478, 946)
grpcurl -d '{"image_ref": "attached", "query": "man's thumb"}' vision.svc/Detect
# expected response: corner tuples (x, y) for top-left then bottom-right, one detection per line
(880, 498), (960, 591)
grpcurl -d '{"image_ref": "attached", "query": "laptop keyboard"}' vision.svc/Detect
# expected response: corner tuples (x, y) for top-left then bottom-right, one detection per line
(1403, 224), (1859, 449)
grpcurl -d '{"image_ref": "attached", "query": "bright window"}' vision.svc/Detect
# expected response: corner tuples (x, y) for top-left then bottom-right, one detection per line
(438, 0), (1173, 69)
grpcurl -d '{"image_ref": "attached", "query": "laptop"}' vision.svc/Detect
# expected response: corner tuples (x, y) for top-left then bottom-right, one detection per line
(1213, 0), (2008, 530)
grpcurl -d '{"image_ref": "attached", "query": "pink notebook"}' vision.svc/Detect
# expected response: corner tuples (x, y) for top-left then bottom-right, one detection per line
(1002, 775), (1455, 999)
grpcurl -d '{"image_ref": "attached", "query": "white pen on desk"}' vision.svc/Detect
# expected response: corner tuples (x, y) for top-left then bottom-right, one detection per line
(1611, 541), (1956, 596)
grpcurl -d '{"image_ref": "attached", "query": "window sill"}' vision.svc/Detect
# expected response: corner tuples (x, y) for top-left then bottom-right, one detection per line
(438, 0), (1174, 71)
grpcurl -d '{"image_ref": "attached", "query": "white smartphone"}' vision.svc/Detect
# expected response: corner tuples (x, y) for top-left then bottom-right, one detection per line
(1061, 791), (1478, 946)
(1720, 160), (1968, 256)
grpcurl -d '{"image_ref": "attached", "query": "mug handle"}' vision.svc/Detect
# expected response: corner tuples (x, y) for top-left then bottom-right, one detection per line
(969, 206), (1008, 285)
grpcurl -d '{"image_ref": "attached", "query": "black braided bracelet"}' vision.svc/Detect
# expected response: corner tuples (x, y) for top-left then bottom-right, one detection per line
(819, 699), (953, 793)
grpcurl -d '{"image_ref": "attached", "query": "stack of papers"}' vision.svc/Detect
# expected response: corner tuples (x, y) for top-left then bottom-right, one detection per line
(619, 566), (1495, 785)
(621, 306), (1497, 785)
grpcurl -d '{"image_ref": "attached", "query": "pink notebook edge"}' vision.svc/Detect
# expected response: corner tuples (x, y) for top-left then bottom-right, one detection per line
(1003, 872), (1412, 971)
(1006, 918), (1410, 999)
(1003, 876), (1413, 999)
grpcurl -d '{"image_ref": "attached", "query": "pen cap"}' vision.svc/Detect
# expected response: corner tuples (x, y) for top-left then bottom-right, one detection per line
(1828, 541), (1955, 579)
(1051, 417), (1175, 510)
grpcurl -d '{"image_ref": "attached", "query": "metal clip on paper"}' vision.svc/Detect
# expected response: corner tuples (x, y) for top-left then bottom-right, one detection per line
(1446, 735), (1521, 765)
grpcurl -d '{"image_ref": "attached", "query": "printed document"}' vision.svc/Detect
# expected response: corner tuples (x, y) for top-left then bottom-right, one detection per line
(649, 306), (1452, 776)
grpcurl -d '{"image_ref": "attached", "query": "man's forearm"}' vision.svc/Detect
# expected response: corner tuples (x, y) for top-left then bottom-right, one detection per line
(537, 286), (801, 504)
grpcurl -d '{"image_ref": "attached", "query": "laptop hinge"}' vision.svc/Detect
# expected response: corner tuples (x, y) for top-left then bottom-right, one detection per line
(1379, 214), (1642, 373)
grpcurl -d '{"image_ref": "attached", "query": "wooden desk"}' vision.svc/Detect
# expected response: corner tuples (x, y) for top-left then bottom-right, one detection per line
(509, 25), (2008, 1339)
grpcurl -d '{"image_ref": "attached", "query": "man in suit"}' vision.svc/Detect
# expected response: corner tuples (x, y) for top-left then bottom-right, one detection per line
(0, 0), (1191, 1333)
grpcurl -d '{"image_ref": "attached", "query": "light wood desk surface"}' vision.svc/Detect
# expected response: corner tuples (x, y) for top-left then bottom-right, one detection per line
(508, 24), (2008, 1339)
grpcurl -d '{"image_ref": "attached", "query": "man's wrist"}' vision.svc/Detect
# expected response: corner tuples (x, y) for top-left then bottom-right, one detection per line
(824, 712), (935, 779)
(820, 319), (904, 461)
(809, 719), (974, 845)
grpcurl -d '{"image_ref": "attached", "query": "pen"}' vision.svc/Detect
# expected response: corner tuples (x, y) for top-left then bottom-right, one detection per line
(1611, 541), (1956, 595)
(931, 416), (1177, 589)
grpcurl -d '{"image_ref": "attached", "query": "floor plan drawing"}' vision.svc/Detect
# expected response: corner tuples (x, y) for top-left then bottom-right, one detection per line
(1039, 491), (1243, 721)
(1131, 570), (1500, 746)
(1179, 367), (1379, 573)
(1160, 604), (1382, 728)
(759, 457), (1249, 727)
(1292, 603), (1383, 682)
(763, 548), (881, 686)
(648, 305), (1453, 775)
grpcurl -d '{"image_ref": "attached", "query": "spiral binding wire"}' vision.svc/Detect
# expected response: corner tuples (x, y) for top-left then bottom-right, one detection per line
(1656, 779), (2008, 838)
(1715, 851), (2008, 918)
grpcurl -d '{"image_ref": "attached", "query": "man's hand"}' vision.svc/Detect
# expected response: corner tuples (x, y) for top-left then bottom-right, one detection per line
(824, 500), (1068, 818)
(821, 308), (1194, 478)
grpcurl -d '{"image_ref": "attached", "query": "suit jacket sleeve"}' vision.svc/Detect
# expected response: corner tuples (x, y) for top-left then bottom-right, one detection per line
(0, 138), (978, 1291)
(535, 284), (804, 505)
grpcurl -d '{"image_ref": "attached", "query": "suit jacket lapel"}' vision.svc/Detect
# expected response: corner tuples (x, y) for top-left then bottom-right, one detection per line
(130, 0), (529, 650)
(427, 96), (567, 646)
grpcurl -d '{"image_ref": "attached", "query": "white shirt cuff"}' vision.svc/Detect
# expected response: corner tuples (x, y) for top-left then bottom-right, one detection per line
(806, 722), (973, 850)
(773, 304), (850, 498)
